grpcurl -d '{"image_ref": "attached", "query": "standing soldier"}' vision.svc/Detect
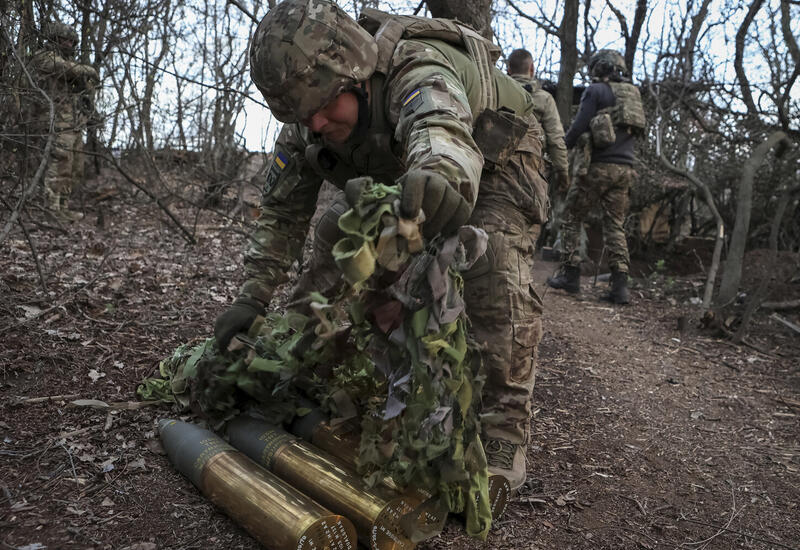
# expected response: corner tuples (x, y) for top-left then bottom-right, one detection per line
(213, 0), (549, 490)
(546, 49), (645, 304)
(29, 22), (98, 219)
(507, 48), (569, 198)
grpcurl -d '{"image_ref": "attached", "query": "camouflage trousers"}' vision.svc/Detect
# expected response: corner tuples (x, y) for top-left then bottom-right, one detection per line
(43, 127), (84, 208)
(561, 162), (635, 273)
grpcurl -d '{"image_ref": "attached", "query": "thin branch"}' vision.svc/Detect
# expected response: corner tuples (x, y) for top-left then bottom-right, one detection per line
(227, 0), (259, 24)
(506, 0), (559, 36)
(0, 27), (57, 247)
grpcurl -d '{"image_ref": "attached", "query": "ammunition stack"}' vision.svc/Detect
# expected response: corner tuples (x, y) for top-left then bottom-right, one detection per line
(159, 419), (356, 550)
(161, 415), (511, 549)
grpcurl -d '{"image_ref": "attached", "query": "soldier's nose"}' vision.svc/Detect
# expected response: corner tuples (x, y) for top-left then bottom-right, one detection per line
(305, 112), (328, 133)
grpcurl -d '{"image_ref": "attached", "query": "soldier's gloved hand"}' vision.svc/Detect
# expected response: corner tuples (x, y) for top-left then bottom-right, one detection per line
(213, 297), (265, 351)
(398, 169), (472, 239)
(554, 171), (570, 193)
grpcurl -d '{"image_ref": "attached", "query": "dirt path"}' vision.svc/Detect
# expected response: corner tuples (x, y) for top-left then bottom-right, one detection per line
(1, 191), (798, 549)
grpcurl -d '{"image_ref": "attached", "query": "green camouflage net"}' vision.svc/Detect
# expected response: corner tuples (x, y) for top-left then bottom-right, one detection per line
(138, 178), (492, 538)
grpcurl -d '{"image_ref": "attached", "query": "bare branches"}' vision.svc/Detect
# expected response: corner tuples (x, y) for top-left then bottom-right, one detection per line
(506, 0), (558, 36)
(227, 0), (260, 24)
(734, 0), (765, 115)
(0, 25), (57, 248)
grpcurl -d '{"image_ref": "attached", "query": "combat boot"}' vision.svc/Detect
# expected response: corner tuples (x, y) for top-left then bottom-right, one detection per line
(546, 265), (581, 294)
(601, 270), (630, 304)
(484, 438), (527, 491)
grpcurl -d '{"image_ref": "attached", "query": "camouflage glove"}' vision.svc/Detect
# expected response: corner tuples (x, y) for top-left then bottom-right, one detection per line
(213, 297), (265, 351)
(399, 169), (472, 239)
(554, 171), (570, 194)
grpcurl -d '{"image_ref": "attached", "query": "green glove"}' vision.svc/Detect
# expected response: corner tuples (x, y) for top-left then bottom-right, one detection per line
(213, 297), (265, 351)
(399, 170), (472, 238)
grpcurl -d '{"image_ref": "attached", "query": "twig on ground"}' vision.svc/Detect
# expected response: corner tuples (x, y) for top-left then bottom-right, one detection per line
(1, 244), (118, 335)
(679, 517), (797, 550)
(761, 299), (800, 311)
(0, 195), (47, 291)
(59, 442), (80, 489)
(770, 313), (800, 335)
(11, 393), (82, 405)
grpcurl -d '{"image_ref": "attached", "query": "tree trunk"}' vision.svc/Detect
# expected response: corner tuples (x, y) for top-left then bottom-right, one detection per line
(426, 0), (494, 40)
(716, 131), (788, 306)
(556, 0), (579, 126)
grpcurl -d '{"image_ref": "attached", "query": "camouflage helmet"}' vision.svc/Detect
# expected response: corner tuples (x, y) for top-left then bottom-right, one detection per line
(588, 49), (627, 77)
(43, 22), (78, 44)
(249, 0), (379, 123)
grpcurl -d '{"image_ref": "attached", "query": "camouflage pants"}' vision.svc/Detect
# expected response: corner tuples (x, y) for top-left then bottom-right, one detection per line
(561, 162), (635, 273)
(43, 127), (83, 206)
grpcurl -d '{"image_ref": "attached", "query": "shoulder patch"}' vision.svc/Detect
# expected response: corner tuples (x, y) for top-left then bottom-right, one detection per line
(402, 88), (424, 114)
(264, 151), (289, 196)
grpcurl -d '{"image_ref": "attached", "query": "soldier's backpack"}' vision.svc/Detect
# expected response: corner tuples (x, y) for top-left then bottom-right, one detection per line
(590, 81), (646, 148)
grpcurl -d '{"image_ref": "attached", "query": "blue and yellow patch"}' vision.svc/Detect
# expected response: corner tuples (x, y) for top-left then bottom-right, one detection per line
(403, 89), (421, 106)
(274, 151), (287, 170)
(264, 151), (289, 196)
(402, 88), (425, 115)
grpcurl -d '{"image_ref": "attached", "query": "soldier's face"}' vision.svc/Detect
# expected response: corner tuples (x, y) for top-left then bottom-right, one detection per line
(303, 91), (359, 144)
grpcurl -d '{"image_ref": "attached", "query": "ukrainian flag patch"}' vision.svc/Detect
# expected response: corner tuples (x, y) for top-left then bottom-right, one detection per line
(274, 151), (287, 169)
(403, 89), (422, 106)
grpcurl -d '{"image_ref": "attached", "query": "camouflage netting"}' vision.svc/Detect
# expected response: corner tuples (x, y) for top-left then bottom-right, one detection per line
(138, 178), (493, 538)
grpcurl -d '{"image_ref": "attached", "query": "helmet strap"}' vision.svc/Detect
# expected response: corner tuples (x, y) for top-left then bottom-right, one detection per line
(351, 81), (371, 140)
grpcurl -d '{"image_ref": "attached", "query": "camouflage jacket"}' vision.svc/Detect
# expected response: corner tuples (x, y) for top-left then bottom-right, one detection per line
(510, 74), (568, 178)
(29, 47), (98, 125)
(241, 37), (536, 305)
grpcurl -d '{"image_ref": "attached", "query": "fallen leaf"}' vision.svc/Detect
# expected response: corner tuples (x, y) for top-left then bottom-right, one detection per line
(128, 457), (147, 471)
(88, 370), (106, 382)
(17, 305), (43, 318)
(101, 497), (115, 507)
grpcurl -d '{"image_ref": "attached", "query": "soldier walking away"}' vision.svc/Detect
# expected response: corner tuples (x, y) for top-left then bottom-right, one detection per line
(213, 0), (549, 491)
(507, 48), (569, 197)
(546, 49), (645, 304)
(29, 22), (99, 220)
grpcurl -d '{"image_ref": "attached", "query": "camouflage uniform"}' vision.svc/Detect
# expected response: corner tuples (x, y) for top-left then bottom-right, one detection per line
(233, 1), (549, 487)
(29, 23), (98, 213)
(561, 163), (635, 271)
(549, 50), (641, 302)
(509, 74), (568, 185)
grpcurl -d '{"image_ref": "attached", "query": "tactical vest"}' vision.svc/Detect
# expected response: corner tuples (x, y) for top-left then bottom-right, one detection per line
(359, 8), (501, 113)
(304, 9), (512, 186)
(304, 72), (405, 188)
(305, 8), (500, 188)
(590, 81), (645, 148)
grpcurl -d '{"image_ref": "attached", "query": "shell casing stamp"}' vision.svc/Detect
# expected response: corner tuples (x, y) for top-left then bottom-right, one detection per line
(193, 437), (234, 474)
(488, 475), (510, 520)
(371, 497), (416, 550)
(257, 428), (298, 468)
(298, 517), (355, 550)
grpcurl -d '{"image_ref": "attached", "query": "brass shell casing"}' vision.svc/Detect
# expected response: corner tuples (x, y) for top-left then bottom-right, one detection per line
(227, 417), (417, 550)
(202, 452), (355, 550)
(308, 420), (510, 521)
(159, 419), (356, 550)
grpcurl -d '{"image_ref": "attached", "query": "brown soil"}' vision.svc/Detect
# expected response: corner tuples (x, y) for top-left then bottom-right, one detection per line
(2, 174), (799, 550)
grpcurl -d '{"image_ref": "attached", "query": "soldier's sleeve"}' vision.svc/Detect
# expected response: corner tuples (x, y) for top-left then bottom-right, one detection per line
(536, 90), (569, 176)
(29, 51), (98, 86)
(385, 40), (483, 208)
(564, 85), (598, 149)
(239, 124), (323, 305)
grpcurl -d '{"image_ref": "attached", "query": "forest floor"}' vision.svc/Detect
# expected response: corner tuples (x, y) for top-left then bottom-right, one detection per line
(1, 170), (799, 550)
